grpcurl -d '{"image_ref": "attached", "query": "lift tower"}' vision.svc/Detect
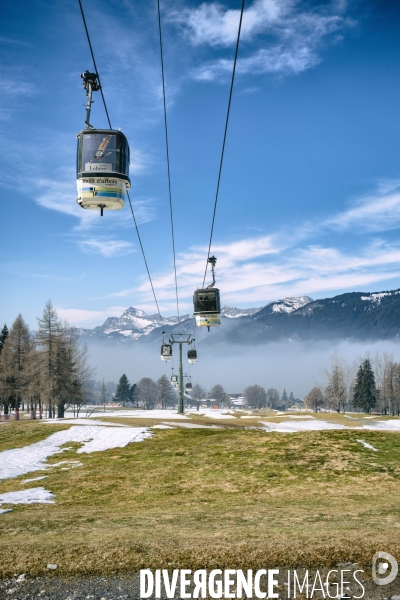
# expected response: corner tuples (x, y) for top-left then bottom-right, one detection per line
(169, 334), (193, 414)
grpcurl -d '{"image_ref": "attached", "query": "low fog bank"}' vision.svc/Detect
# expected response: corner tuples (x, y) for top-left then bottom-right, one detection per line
(85, 337), (400, 397)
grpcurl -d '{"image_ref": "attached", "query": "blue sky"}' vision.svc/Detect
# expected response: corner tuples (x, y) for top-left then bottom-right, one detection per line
(2, 0), (400, 329)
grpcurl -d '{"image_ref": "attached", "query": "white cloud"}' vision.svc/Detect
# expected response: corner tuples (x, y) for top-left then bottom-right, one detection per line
(173, 0), (353, 81)
(324, 184), (400, 233)
(0, 79), (35, 96)
(78, 238), (135, 257)
(130, 180), (400, 312)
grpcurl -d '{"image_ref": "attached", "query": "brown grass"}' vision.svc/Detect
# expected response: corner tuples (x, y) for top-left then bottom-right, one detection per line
(0, 423), (400, 577)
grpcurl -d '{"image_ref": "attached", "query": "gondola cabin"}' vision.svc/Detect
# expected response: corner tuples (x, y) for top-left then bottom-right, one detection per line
(161, 344), (172, 361)
(187, 349), (197, 364)
(193, 288), (221, 327)
(171, 374), (178, 383)
(76, 129), (130, 214)
(185, 382), (192, 391)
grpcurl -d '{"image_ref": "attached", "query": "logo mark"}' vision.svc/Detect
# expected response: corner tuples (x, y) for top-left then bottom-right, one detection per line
(372, 552), (398, 585)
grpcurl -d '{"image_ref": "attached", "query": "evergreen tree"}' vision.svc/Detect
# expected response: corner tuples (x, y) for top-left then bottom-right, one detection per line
(266, 388), (279, 408)
(100, 379), (108, 408)
(114, 374), (131, 406)
(0, 324), (9, 356)
(129, 383), (137, 406)
(289, 391), (295, 404)
(37, 300), (62, 418)
(353, 359), (376, 414)
(0, 315), (34, 419)
(281, 389), (288, 402)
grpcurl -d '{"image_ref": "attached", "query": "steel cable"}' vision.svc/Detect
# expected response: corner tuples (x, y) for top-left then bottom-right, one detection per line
(202, 0), (246, 288)
(78, 0), (164, 324)
(78, 0), (112, 130)
(157, 0), (181, 328)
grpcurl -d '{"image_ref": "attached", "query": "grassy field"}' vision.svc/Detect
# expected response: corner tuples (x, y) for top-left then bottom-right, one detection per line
(1, 416), (400, 577)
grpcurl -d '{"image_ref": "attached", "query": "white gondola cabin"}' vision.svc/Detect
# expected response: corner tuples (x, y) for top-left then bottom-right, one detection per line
(161, 344), (172, 361)
(187, 349), (197, 364)
(76, 71), (130, 216)
(193, 288), (221, 327)
(76, 129), (130, 214)
(193, 256), (221, 329)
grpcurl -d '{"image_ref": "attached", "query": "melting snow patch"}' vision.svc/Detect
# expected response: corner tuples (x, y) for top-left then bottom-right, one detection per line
(363, 420), (400, 432)
(262, 420), (345, 433)
(357, 439), (378, 451)
(0, 487), (54, 512)
(152, 424), (173, 429)
(22, 476), (48, 484)
(42, 418), (128, 427)
(0, 425), (151, 481)
(89, 409), (189, 420)
(288, 415), (315, 419)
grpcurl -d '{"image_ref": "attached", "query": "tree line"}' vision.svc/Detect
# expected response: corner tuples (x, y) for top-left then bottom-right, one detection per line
(304, 351), (400, 414)
(112, 372), (299, 412)
(0, 301), (94, 419)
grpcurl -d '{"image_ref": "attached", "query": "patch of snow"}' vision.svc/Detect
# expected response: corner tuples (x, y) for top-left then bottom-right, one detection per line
(363, 420), (400, 432)
(262, 420), (345, 432)
(0, 487), (54, 510)
(152, 424), (173, 429)
(0, 508), (13, 514)
(42, 418), (128, 427)
(50, 460), (82, 468)
(93, 409), (189, 419)
(270, 296), (313, 314)
(190, 409), (235, 419)
(221, 306), (262, 318)
(166, 422), (221, 429)
(361, 291), (400, 304)
(0, 425), (150, 481)
(288, 415), (315, 419)
(22, 476), (48, 484)
(357, 439), (378, 451)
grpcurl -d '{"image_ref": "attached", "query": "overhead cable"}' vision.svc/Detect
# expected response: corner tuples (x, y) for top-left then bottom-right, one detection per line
(156, 0), (181, 326)
(78, 0), (113, 130)
(202, 0), (246, 288)
(78, 0), (164, 323)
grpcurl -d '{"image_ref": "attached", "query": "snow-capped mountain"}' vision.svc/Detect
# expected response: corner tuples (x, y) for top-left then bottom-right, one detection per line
(78, 297), (312, 341)
(81, 307), (190, 340)
(254, 296), (313, 318)
(221, 306), (262, 318)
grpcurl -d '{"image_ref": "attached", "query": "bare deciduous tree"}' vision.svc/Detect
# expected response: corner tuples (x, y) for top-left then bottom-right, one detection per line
(304, 386), (324, 412)
(244, 384), (267, 409)
(323, 352), (351, 413)
(137, 377), (158, 410)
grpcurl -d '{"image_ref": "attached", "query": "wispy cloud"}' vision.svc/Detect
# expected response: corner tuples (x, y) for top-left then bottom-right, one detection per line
(172, 0), (353, 81)
(78, 238), (135, 257)
(0, 79), (36, 96)
(324, 181), (400, 233)
(128, 179), (400, 312)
